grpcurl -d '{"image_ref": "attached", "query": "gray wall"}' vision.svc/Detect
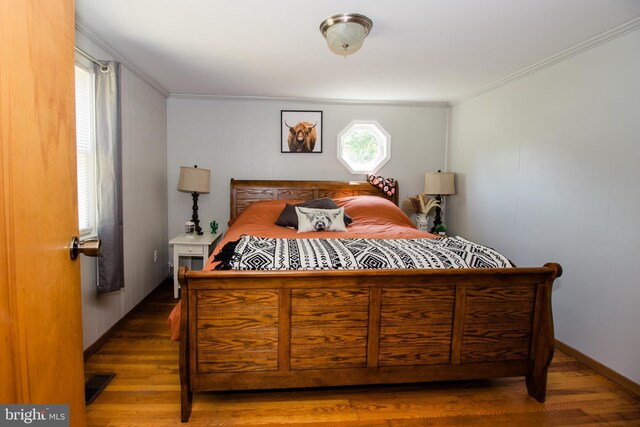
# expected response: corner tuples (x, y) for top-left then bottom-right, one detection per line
(167, 98), (449, 238)
(447, 29), (640, 383)
(76, 30), (169, 350)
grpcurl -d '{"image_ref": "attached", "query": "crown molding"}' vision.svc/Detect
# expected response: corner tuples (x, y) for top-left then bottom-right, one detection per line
(169, 93), (450, 108)
(450, 17), (640, 106)
(75, 16), (170, 98)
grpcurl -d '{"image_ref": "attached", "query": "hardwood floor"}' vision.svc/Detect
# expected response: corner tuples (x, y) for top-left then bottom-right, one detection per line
(85, 280), (640, 426)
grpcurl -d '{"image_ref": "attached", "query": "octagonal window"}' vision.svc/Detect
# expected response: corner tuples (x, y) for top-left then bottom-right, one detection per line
(337, 121), (391, 174)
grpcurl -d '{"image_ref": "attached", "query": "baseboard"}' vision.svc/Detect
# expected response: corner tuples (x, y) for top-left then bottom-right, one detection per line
(83, 278), (170, 362)
(555, 340), (640, 397)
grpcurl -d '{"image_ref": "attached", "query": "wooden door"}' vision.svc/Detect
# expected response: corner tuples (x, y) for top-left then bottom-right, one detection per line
(0, 0), (87, 425)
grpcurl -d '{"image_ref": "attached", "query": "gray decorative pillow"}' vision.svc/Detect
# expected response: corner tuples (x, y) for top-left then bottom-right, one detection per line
(295, 207), (347, 232)
(275, 198), (352, 228)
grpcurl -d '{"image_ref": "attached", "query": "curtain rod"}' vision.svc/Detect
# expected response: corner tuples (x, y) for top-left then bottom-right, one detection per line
(74, 46), (110, 72)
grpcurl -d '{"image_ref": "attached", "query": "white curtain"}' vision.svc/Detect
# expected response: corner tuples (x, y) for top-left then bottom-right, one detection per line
(95, 61), (124, 293)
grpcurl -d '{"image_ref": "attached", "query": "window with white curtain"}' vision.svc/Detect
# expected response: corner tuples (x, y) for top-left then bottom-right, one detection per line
(75, 60), (97, 237)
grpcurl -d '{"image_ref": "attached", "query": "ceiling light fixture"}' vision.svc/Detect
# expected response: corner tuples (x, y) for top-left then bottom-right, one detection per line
(319, 13), (373, 58)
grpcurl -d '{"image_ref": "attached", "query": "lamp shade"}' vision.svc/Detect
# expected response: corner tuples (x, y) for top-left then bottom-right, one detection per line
(424, 172), (455, 195)
(177, 166), (210, 194)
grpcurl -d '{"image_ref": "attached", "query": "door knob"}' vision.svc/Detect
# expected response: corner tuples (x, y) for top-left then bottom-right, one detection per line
(69, 236), (102, 260)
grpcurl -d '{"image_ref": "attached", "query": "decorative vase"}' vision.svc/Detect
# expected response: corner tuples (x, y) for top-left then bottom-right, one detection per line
(415, 213), (430, 232)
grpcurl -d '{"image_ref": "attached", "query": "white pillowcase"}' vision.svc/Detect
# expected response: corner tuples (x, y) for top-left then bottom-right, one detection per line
(295, 207), (347, 233)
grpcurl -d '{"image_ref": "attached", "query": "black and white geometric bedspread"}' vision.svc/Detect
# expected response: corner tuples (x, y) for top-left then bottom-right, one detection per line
(214, 235), (512, 271)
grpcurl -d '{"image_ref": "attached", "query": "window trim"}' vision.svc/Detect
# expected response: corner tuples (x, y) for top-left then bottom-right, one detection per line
(337, 120), (391, 174)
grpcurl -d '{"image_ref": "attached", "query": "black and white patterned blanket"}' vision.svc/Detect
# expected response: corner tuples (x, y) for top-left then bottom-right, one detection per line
(213, 235), (512, 271)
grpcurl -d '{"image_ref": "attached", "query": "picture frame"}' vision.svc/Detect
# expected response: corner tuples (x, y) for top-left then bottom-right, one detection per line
(281, 110), (323, 153)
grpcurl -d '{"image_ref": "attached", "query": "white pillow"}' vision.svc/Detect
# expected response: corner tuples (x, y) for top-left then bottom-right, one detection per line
(295, 207), (347, 232)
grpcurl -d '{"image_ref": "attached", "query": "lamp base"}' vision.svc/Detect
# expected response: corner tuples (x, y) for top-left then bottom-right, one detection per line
(191, 192), (203, 235)
(429, 195), (443, 233)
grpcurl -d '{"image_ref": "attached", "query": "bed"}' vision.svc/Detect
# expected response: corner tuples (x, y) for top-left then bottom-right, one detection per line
(175, 179), (562, 422)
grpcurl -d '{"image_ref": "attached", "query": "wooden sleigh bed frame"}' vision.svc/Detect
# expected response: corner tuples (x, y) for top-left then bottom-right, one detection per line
(177, 179), (562, 422)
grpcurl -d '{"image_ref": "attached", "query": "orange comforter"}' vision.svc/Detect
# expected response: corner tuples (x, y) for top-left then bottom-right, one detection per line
(168, 196), (436, 340)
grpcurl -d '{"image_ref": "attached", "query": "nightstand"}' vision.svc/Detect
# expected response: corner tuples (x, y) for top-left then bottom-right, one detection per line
(169, 233), (218, 298)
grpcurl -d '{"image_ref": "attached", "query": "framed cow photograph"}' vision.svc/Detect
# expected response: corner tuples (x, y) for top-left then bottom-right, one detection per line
(281, 110), (323, 153)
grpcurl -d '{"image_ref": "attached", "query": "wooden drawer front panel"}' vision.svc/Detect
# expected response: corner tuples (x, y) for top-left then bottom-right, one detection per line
(196, 290), (279, 373)
(291, 289), (369, 370)
(462, 285), (535, 362)
(379, 287), (454, 367)
(176, 245), (204, 256)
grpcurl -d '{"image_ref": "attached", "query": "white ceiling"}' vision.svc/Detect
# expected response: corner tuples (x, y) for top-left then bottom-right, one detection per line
(75, 0), (640, 103)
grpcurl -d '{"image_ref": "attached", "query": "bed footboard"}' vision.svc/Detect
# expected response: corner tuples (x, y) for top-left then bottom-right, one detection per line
(178, 264), (562, 422)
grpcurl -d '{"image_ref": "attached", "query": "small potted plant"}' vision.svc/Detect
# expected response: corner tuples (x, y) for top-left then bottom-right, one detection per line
(435, 224), (448, 236)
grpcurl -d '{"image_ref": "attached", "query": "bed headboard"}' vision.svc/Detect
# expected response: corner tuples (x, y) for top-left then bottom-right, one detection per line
(230, 179), (399, 221)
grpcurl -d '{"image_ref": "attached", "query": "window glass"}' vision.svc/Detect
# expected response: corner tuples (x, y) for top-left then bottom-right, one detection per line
(75, 61), (97, 237)
(337, 121), (390, 174)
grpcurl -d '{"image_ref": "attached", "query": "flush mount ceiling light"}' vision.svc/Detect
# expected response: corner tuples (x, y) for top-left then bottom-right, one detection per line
(319, 13), (373, 57)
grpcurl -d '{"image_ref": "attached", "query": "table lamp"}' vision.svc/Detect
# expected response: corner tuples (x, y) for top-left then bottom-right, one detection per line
(177, 165), (210, 235)
(424, 170), (456, 233)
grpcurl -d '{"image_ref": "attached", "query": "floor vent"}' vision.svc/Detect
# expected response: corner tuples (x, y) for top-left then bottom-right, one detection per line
(85, 373), (115, 405)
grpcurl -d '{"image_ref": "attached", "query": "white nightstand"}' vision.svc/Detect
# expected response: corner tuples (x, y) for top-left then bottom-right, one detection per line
(169, 233), (218, 298)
